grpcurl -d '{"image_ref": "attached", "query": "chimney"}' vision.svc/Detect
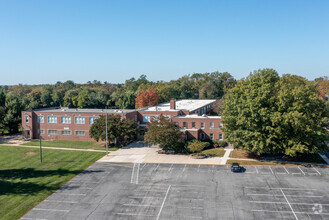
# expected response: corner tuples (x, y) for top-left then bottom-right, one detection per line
(170, 99), (176, 110)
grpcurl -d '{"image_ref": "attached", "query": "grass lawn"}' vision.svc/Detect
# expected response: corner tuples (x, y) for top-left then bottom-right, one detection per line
(201, 148), (225, 157)
(229, 149), (327, 165)
(227, 159), (288, 166)
(0, 145), (105, 220)
(21, 140), (118, 151)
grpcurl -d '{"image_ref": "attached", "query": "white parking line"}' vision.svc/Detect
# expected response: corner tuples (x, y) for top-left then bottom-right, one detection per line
(154, 164), (160, 171)
(252, 210), (329, 215)
(283, 167), (290, 174)
(313, 167), (321, 175)
(115, 213), (156, 217)
(55, 193), (86, 196)
(141, 163), (147, 170)
(168, 164), (173, 172)
(280, 188), (298, 220)
(130, 163), (136, 184)
(34, 208), (69, 212)
(255, 166), (259, 174)
(44, 200), (78, 203)
(269, 166), (274, 174)
(136, 163), (140, 184)
(123, 204), (161, 207)
(183, 164), (186, 172)
(298, 167), (306, 175)
(245, 187), (317, 190)
(156, 185), (171, 220)
(247, 193), (322, 198)
(250, 201), (329, 206)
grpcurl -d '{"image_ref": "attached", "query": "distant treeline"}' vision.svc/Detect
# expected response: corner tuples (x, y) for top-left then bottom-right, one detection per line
(0, 71), (328, 134)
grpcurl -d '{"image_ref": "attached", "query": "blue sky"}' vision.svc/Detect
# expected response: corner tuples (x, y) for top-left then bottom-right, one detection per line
(0, 0), (328, 85)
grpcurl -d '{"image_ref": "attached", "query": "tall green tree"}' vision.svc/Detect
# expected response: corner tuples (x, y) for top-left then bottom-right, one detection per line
(89, 115), (138, 146)
(144, 115), (184, 152)
(223, 69), (328, 157)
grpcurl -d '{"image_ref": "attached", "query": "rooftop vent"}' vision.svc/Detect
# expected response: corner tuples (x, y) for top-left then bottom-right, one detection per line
(202, 114), (207, 117)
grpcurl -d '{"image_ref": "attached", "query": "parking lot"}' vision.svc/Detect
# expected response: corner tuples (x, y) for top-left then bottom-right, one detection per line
(22, 163), (329, 220)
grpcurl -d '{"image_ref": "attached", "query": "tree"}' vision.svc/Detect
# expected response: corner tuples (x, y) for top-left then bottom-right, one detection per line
(144, 115), (184, 152)
(222, 69), (329, 157)
(135, 88), (159, 109)
(89, 115), (138, 146)
(3, 92), (25, 133)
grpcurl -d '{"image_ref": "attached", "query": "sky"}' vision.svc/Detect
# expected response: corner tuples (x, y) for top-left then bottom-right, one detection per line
(0, 0), (328, 85)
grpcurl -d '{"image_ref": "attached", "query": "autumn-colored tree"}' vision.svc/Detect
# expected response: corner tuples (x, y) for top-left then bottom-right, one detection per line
(135, 88), (159, 108)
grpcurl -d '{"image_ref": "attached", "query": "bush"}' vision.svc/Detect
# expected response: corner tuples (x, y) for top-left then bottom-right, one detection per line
(213, 140), (227, 148)
(187, 140), (210, 153)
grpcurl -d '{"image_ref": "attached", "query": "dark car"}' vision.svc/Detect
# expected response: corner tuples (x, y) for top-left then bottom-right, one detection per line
(231, 163), (241, 172)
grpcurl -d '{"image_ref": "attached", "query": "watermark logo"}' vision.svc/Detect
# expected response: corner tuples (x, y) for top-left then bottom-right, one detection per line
(312, 203), (323, 214)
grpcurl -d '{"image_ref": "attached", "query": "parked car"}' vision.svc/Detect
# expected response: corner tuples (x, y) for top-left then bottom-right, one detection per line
(231, 163), (241, 172)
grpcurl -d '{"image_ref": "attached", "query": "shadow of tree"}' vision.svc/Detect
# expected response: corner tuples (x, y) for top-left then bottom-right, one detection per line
(0, 168), (104, 195)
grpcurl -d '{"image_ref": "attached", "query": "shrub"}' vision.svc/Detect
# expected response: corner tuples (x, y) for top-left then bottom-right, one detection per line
(187, 140), (210, 153)
(213, 140), (227, 148)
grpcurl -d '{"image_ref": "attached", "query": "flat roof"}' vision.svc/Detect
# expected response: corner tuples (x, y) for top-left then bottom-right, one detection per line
(172, 114), (221, 119)
(139, 99), (216, 112)
(24, 107), (135, 114)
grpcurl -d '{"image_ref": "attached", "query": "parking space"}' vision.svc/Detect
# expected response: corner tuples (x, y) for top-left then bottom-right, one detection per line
(246, 187), (329, 219)
(22, 162), (329, 220)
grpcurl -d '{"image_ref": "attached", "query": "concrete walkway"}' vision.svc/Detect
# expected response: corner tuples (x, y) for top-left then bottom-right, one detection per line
(220, 149), (233, 165)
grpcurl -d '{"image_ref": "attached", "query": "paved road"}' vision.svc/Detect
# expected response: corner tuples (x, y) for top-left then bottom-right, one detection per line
(22, 163), (329, 220)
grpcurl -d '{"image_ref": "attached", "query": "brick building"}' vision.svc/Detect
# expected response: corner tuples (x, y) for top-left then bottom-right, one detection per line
(21, 108), (137, 141)
(21, 99), (224, 142)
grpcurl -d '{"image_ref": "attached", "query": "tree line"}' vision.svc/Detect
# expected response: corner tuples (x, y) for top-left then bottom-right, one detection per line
(0, 71), (236, 134)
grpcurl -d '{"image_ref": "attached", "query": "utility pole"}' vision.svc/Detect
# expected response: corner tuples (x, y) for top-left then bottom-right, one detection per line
(106, 109), (108, 155)
(39, 135), (42, 163)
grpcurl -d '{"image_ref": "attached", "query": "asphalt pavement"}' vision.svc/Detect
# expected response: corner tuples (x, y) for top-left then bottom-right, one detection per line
(22, 162), (329, 220)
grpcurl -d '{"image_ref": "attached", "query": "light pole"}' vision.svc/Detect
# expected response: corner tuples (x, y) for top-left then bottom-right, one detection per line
(105, 110), (108, 155)
(39, 135), (42, 163)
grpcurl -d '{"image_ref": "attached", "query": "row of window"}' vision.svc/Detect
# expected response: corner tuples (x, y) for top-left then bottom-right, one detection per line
(39, 129), (86, 136)
(25, 115), (99, 125)
(200, 133), (223, 140)
(176, 121), (223, 129)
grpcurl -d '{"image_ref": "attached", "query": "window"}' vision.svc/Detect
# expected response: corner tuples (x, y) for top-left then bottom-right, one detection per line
(153, 115), (159, 121)
(48, 116), (57, 123)
(75, 117), (85, 124)
(61, 130), (72, 135)
(210, 133), (214, 140)
(143, 115), (150, 123)
(174, 122), (179, 127)
(61, 116), (71, 124)
(219, 122), (223, 128)
(192, 122), (196, 128)
(37, 116), (44, 123)
(75, 130), (85, 136)
(89, 117), (99, 124)
(200, 133), (205, 140)
(48, 130), (57, 135)
(210, 122), (214, 129)
(201, 122), (205, 129)
(38, 129), (45, 134)
(134, 115), (138, 122)
(25, 115), (29, 123)
(219, 134), (223, 140)
(183, 122), (187, 129)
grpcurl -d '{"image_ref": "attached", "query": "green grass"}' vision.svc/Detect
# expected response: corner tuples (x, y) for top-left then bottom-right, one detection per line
(227, 159), (287, 166)
(21, 140), (118, 151)
(0, 145), (105, 220)
(201, 148), (225, 157)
